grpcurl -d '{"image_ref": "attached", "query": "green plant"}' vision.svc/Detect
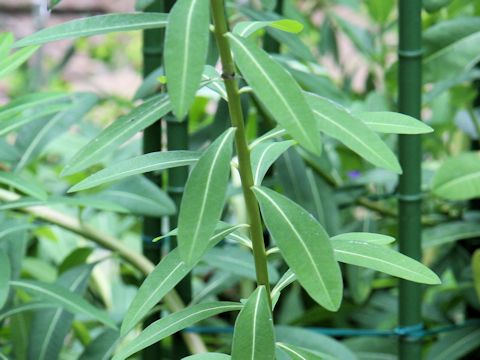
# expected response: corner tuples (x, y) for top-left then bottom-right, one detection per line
(0, 0), (464, 359)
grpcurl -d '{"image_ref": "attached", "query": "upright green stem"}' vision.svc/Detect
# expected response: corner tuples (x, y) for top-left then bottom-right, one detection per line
(398, 1), (423, 359)
(210, 0), (271, 302)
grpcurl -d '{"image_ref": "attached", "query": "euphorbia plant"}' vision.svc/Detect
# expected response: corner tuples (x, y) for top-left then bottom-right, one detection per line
(3, 0), (443, 358)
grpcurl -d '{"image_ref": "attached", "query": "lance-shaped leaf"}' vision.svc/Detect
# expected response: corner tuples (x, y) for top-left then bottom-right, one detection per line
(233, 19), (303, 38)
(0, 46), (39, 78)
(15, 92), (98, 172)
(251, 140), (295, 185)
(306, 93), (401, 173)
(0, 302), (56, 322)
(165, 0), (210, 119)
(28, 265), (93, 360)
(432, 152), (480, 200)
(332, 240), (441, 284)
(62, 94), (170, 176)
(0, 92), (71, 121)
(114, 302), (242, 360)
(14, 13), (168, 48)
(0, 33), (14, 58)
(0, 172), (47, 200)
(79, 329), (119, 360)
(227, 33), (320, 155)
(423, 18), (480, 83)
(426, 326), (480, 360)
(231, 287), (275, 360)
(271, 269), (296, 308)
(354, 112), (433, 134)
(122, 223), (243, 335)
(0, 250), (10, 309)
(331, 232), (395, 245)
(276, 342), (329, 360)
(183, 354), (231, 360)
(69, 151), (200, 192)
(252, 186), (342, 311)
(9, 280), (116, 328)
(177, 128), (236, 264)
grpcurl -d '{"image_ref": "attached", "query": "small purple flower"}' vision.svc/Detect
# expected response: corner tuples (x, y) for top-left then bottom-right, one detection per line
(347, 170), (361, 179)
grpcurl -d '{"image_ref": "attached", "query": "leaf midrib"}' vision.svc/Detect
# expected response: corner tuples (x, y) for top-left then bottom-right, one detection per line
(228, 34), (314, 150)
(255, 187), (333, 308)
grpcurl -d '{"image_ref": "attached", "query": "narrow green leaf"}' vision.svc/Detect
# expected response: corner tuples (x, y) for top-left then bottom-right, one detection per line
(0, 46), (39, 78)
(251, 140), (295, 185)
(276, 342), (327, 360)
(9, 280), (116, 328)
(0, 172), (47, 200)
(202, 65), (228, 100)
(331, 232), (395, 245)
(354, 112), (434, 134)
(423, 221), (480, 248)
(473, 250), (480, 302)
(94, 176), (175, 217)
(423, 18), (480, 83)
(122, 223), (242, 335)
(178, 128), (236, 264)
(271, 269), (296, 308)
(62, 94), (170, 176)
(306, 93), (402, 173)
(165, 0), (210, 119)
(432, 152), (480, 200)
(183, 354), (230, 360)
(275, 326), (356, 360)
(233, 19), (303, 38)
(48, 0), (63, 10)
(0, 33), (14, 58)
(79, 329), (119, 360)
(253, 186), (342, 311)
(227, 33), (320, 155)
(427, 326), (480, 360)
(0, 92), (71, 121)
(14, 13), (168, 48)
(0, 103), (70, 136)
(15, 92), (98, 171)
(231, 287), (275, 360)
(114, 302), (242, 360)
(69, 151), (200, 192)
(29, 265), (93, 360)
(0, 303), (55, 322)
(332, 240), (441, 284)
(0, 250), (10, 309)
(238, 7), (315, 62)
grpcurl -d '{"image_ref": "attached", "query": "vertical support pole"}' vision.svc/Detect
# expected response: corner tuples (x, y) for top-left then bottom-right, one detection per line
(142, 1), (165, 359)
(397, 1), (423, 359)
(160, 1), (191, 357)
(167, 118), (191, 360)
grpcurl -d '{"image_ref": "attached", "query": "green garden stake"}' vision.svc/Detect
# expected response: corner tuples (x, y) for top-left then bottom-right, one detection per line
(142, 1), (166, 358)
(398, 0), (423, 359)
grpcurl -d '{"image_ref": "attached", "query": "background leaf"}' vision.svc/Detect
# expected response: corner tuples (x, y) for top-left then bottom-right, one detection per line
(14, 13), (169, 47)
(164, 0), (210, 119)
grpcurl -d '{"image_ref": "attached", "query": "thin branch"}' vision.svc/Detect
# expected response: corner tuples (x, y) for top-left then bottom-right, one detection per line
(0, 188), (207, 354)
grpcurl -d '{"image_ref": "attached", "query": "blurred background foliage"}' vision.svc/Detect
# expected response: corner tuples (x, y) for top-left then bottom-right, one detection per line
(1, 0), (480, 359)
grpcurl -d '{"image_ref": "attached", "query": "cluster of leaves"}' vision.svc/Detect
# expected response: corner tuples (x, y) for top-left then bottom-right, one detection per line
(0, 0), (479, 359)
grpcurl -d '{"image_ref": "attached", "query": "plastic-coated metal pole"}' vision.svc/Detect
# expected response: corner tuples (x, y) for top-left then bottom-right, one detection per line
(397, 1), (423, 359)
(142, 1), (165, 359)
(160, 0), (192, 357)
